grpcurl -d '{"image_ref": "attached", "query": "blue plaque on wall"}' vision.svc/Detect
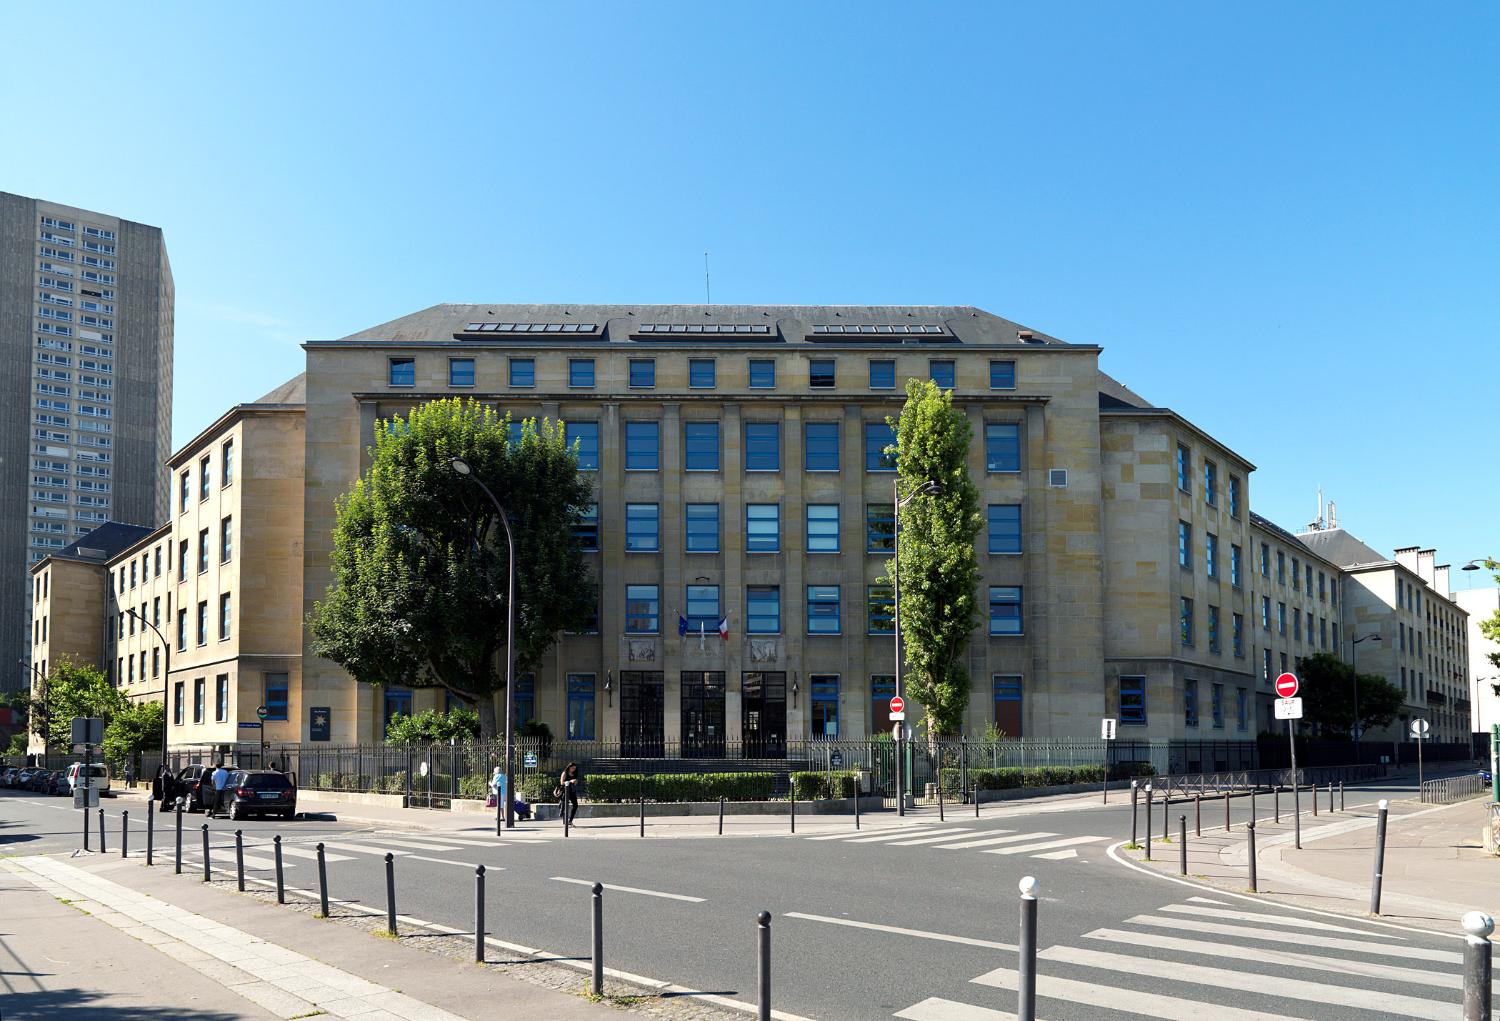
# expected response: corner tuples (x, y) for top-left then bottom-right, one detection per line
(309, 706), (332, 742)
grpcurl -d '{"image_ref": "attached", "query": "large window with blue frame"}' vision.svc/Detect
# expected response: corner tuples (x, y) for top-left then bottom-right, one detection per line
(870, 675), (895, 733)
(806, 585), (841, 634)
(382, 690), (412, 736)
(514, 674), (535, 728)
(684, 422), (720, 471)
(988, 586), (1023, 635)
(574, 503), (599, 551)
(746, 504), (780, 552)
(866, 585), (894, 635)
(864, 422), (896, 471)
(989, 360), (1016, 390)
(625, 503), (660, 552)
(809, 675), (839, 738)
(746, 586), (780, 633)
(565, 421), (599, 470)
(625, 421), (659, 470)
(509, 358), (535, 387)
(569, 358), (595, 387)
(866, 503), (894, 552)
(448, 358), (475, 387)
(804, 422), (840, 471)
(988, 504), (1022, 553)
(744, 422), (780, 471)
(748, 359), (775, 389)
(806, 504), (839, 553)
(625, 585), (660, 634)
(685, 503), (719, 553)
(629, 359), (655, 388)
(1119, 675), (1147, 724)
(929, 360), (955, 390)
(388, 358), (415, 387)
(566, 674), (595, 739)
(689, 359), (716, 388)
(263, 673), (289, 721)
(869, 359), (895, 390)
(985, 423), (1020, 472)
(809, 358), (835, 388)
(685, 585), (720, 632)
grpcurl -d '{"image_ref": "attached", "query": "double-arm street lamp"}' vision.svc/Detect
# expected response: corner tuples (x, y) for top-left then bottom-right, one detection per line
(450, 456), (518, 831)
(1349, 632), (1381, 764)
(892, 477), (943, 817)
(125, 607), (172, 764)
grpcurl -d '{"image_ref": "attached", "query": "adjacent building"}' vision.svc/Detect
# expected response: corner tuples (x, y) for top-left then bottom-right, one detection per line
(1454, 586), (1499, 743)
(2, 192), (173, 693)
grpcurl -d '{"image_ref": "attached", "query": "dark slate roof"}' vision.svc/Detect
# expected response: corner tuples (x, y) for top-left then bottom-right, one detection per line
(1098, 371), (1153, 409)
(323, 303), (1078, 347)
(53, 522), (157, 564)
(251, 372), (306, 406)
(1294, 527), (1389, 568)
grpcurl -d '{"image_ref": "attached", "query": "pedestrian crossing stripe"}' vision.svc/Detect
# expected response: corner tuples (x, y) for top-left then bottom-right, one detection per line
(982, 836), (1104, 856)
(363, 837), (467, 853)
(972, 965), (1310, 1021)
(1126, 914), (1460, 962)
(896, 998), (1022, 1020)
(805, 827), (1106, 859)
(1158, 902), (1406, 937)
(276, 845), (355, 863)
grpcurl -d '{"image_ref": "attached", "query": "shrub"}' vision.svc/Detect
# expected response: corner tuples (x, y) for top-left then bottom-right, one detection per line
(379, 773), (408, 795)
(521, 774), (556, 804)
(938, 765), (1104, 793)
(581, 772), (776, 803)
(790, 771), (860, 800)
(458, 773), (489, 799)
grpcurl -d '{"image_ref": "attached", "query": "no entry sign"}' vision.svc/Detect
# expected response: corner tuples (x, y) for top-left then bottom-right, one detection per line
(889, 695), (905, 715)
(1274, 673), (1299, 699)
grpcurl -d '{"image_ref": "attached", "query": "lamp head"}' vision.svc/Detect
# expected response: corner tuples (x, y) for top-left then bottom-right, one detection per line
(920, 480), (944, 496)
(450, 457), (472, 476)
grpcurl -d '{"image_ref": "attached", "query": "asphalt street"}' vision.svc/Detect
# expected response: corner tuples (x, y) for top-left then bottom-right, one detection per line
(4, 774), (1493, 1020)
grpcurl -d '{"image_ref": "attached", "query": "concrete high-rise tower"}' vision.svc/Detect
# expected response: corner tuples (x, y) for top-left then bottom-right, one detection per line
(1, 192), (173, 692)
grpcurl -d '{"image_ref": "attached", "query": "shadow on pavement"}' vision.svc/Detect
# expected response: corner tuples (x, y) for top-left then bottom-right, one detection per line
(2, 988), (248, 1019)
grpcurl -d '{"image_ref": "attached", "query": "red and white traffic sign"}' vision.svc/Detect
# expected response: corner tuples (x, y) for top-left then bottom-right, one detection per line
(1274, 673), (1299, 699)
(889, 696), (905, 715)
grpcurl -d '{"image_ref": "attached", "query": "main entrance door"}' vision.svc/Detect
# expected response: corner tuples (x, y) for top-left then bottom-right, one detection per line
(681, 672), (726, 757)
(741, 671), (787, 758)
(619, 671), (665, 757)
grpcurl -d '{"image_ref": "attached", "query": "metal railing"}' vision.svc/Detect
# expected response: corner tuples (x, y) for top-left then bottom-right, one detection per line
(1152, 762), (1384, 801)
(1421, 773), (1488, 805)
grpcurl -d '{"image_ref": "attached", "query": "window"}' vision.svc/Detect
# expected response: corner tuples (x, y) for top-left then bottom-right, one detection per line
(807, 586), (841, 634)
(513, 674), (535, 728)
(388, 357), (415, 387)
(684, 422), (720, 471)
(1176, 444), (1190, 492)
(869, 360), (895, 389)
(929, 360), (955, 390)
(1208, 605), (1220, 653)
(1229, 475), (1242, 518)
(989, 360), (1017, 390)
(870, 675), (896, 732)
(1232, 613), (1244, 657)
(864, 422), (896, 472)
(1211, 683), (1224, 729)
(747, 586), (780, 634)
(1292, 558), (1301, 591)
(1180, 597), (1194, 646)
(448, 358), (475, 387)
(1320, 617), (1328, 649)
(221, 516), (233, 562)
(1318, 571), (1326, 601)
(575, 503), (600, 551)
(382, 690), (413, 735)
(177, 608), (187, 651)
(744, 422), (780, 471)
(989, 586), (1023, 636)
(219, 593), (231, 640)
(130, 560), (138, 588)
(866, 503), (894, 553)
(564, 421), (599, 470)
(1119, 675), (1147, 725)
(810, 675), (840, 737)
(1205, 533), (1218, 579)
(197, 601), (208, 646)
(686, 585), (721, 632)
(625, 585), (660, 634)
(1260, 543), (1270, 577)
(746, 504), (780, 552)
(866, 585), (894, 635)
(178, 540), (188, 582)
(569, 358), (595, 387)
(987, 504), (1022, 554)
(200, 456), (211, 500)
(221, 439), (233, 486)
(566, 674), (596, 740)
(629, 359), (655, 388)
(215, 675), (229, 722)
(807, 504), (840, 553)
(152, 596), (160, 628)
(1230, 544), (1242, 587)
(689, 359), (716, 389)
(193, 678), (205, 724)
(264, 673), (289, 721)
(625, 421), (660, 470)
(1277, 602), (1287, 634)
(174, 681), (185, 726)
(985, 423), (1020, 472)
(1184, 679), (1199, 728)
(1276, 551), (1286, 584)
(748, 359), (775, 389)
(809, 359), (835, 388)
(152, 648), (160, 678)
(1204, 460), (1218, 506)
(1236, 687), (1248, 731)
(1294, 608), (1303, 642)
(128, 656), (134, 683)
(685, 503), (720, 553)
(1331, 622), (1339, 651)
(1178, 521), (1192, 568)
(198, 529), (209, 573)
(1263, 649), (1273, 681)
(625, 503), (660, 552)
(804, 422), (840, 471)
(509, 358), (535, 387)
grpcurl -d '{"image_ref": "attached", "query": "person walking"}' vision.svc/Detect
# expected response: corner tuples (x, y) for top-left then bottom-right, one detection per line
(559, 762), (583, 827)
(209, 762), (231, 818)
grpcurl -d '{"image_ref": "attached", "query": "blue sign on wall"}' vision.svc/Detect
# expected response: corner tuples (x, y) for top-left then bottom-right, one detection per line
(309, 706), (332, 742)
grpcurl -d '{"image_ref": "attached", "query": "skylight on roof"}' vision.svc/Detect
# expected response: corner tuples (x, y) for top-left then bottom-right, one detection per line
(812, 324), (945, 335)
(463, 322), (598, 333)
(637, 323), (771, 335)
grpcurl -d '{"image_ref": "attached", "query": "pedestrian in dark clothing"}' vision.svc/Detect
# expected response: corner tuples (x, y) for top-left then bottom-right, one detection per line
(559, 763), (583, 826)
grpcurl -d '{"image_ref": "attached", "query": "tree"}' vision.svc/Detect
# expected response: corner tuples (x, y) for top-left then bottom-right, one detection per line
(308, 398), (596, 739)
(30, 660), (124, 752)
(1478, 560), (1500, 692)
(385, 706), (480, 745)
(103, 700), (164, 774)
(1297, 652), (1405, 737)
(881, 378), (983, 738)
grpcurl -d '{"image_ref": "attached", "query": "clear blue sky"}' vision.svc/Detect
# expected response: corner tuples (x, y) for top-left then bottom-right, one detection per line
(3, 3), (1495, 584)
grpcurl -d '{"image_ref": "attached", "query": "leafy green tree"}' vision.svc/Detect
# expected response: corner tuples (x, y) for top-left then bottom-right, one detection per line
(5, 732), (26, 756)
(308, 398), (596, 739)
(1477, 560), (1500, 694)
(385, 706), (481, 745)
(31, 660), (124, 751)
(103, 700), (164, 774)
(1297, 651), (1405, 737)
(881, 378), (983, 738)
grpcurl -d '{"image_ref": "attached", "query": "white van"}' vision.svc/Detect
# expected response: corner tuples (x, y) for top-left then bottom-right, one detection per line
(65, 762), (111, 797)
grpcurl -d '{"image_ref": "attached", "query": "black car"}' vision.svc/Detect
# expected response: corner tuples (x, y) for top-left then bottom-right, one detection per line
(172, 764), (218, 812)
(224, 770), (297, 821)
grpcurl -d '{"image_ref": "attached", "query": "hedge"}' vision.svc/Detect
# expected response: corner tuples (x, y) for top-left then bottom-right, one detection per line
(520, 772), (777, 804)
(790, 771), (860, 800)
(937, 765), (1105, 792)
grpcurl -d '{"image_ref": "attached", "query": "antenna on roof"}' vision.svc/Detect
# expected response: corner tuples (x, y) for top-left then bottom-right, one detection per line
(704, 252), (711, 304)
(1328, 501), (1337, 528)
(1308, 486), (1326, 531)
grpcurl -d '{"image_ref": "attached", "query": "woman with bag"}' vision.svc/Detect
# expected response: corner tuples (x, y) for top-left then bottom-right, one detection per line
(558, 762), (583, 826)
(486, 765), (502, 808)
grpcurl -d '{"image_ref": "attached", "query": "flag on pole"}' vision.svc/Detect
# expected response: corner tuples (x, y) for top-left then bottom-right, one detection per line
(718, 616), (729, 640)
(678, 613), (688, 637)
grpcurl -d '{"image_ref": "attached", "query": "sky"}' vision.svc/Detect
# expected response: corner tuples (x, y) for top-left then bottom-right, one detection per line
(2, 2), (1496, 586)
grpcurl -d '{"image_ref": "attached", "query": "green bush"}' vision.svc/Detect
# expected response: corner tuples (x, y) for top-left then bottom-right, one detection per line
(1110, 761), (1156, 780)
(521, 774), (556, 804)
(938, 765), (1105, 793)
(580, 772), (776, 803)
(379, 773), (408, 795)
(458, 773), (489, 799)
(790, 771), (860, 800)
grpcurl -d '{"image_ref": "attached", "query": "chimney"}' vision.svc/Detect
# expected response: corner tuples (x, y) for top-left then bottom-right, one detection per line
(1417, 549), (1436, 587)
(1434, 564), (1451, 599)
(1394, 546), (1420, 573)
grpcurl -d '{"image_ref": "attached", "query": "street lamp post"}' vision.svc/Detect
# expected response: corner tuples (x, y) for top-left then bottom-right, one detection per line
(451, 457), (517, 830)
(17, 660), (46, 759)
(126, 608), (172, 765)
(1349, 633), (1381, 766)
(892, 477), (942, 817)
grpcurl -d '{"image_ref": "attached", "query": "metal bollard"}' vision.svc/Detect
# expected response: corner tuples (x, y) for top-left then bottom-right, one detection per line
(1195, 794), (1201, 837)
(84, 798), (91, 852)
(790, 792), (796, 834)
(1313, 782), (1319, 817)
(756, 911), (772, 1021)
(1161, 793), (1169, 843)
(99, 808), (106, 853)
(1179, 815), (1187, 876)
(1248, 821), (1258, 892)
(146, 800), (155, 866)
(719, 795), (725, 836)
(1130, 781), (1138, 844)
(174, 804), (183, 874)
(1293, 777), (1301, 850)
(121, 810), (129, 858)
(1340, 781), (1346, 813)
(1224, 790), (1231, 832)
(591, 882), (604, 998)
(938, 783), (945, 822)
(235, 830), (245, 892)
(384, 853), (397, 936)
(855, 784), (861, 830)
(564, 796), (570, 839)
(1018, 876), (1039, 1021)
(201, 824), (211, 882)
(274, 835), (285, 904)
(639, 795), (645, 839)
(475, 865), (486, 963)
(1275, 785), (1280, 825)
(316, 842), (329, 918)
(1144, 786), (1153, 859)
(974, 783), (981, 818)
(1328, 783), (1334, 814)
(1462, 911), (1494, 1021)
(1370, 799), (1388, 915)
(1250, 788), (1257, 826)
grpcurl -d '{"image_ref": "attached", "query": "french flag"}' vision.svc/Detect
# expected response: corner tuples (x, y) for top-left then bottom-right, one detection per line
(717, 616), (729, 640)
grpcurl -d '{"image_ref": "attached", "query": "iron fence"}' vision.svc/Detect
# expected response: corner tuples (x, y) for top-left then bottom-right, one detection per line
(1420, 773), (1488, 805)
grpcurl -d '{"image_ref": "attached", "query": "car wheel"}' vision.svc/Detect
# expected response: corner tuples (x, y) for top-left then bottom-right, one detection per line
(229, 802), (241, 821)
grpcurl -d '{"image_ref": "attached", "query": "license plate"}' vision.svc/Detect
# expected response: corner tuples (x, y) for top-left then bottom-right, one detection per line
(258, 792), (280, 799)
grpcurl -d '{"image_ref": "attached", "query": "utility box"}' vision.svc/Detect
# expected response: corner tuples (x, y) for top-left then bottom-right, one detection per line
(71, 717), (104, 746)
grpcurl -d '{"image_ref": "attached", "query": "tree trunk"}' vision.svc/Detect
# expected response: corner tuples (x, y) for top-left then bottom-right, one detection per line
(477, 695), (498, 743)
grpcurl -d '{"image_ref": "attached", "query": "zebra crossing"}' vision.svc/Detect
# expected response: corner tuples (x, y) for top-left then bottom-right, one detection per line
(171, 828), (540, 874)
(805, 825), (1107, 861)
(892, 895), (1495, 1020)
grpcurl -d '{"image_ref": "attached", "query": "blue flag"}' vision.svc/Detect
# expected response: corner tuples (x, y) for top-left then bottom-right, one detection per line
(678, 614), (689, 637)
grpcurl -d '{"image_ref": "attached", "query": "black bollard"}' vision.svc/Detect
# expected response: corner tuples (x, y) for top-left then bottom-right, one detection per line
(1224, 790), (1231, 832)
(1248, 821), (1258, 892)
(1340, 781), (1346, 813)
(591, 882), (604, 997)
(235, 830), (245, 892)
(1144, 786), (1153, 860)
(121, 810), (129, 859)
(1313, 781), (1319, 817)
(639, 795), (645, 839)
(146, 800), (155, 866)
(1275, 785), (1281, 825)
(475, 865), (486, 963)
(757, 911), (772, 1021)
(1195, 794), (1201, 837)
(719, 795), (725, 836)
(174, 803), (183, 874)
(938, 783), (945, 822)
(1462, 912), (1494, 1021)
(1161, 793), (1169, 843)
(201, 824), (211, 882)
(273, 835), (285, 904)
(99, 808), (106, 853)
(1370, 799), (1389, 915)
(1018, 877), (1039, 1021)
(1328, 783), (1334, 814)
(974, 783), (981, 818)
(854, 783), (861, 830)
(1130, 781), (1139, 845)
(384, 853), (397, 936)
(316, 842), (329, 918)
(790, 792), (796, 834)
(1179, 815), (1187, 876)
(84, 797), (91, 852)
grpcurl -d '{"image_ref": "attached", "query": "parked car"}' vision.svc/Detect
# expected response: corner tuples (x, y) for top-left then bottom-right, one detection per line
(41, 770), (67, 796)
(0, 766), (20, 788)
(224, 770), (298, 821)
(27, 769), (56, 793)
(63, 762), (111, 797)
(15, 767), (39, 789)
(173, 764), (218, 813)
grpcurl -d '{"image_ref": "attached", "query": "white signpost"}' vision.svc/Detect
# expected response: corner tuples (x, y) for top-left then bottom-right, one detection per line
(1410, 719), (1429, 789)
(1274, 697), (1303, 720)
(1101, 718), (1117, 803)
(1275, 673), (1303, 849)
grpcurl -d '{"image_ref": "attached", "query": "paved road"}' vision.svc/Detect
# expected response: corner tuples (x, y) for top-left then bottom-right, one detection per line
(4, 774), (1492, 1020)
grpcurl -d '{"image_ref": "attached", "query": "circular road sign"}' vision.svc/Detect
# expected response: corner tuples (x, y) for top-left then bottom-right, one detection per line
(889, 695), (905, 715)
(1274, 673), (1299, 699)
(256, 705), (268, 721)
(1410, 719), (1430, 738)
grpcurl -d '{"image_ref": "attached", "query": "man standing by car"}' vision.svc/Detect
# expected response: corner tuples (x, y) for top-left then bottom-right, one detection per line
(209, 762), (230, 818)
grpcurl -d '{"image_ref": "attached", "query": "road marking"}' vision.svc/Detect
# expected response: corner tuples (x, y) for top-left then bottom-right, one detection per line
(1186, 896), (1229, 905)
(843, 827), (977, 845)
(409, 854), (499, 869)
(1159, 903), (1406, 937)
(972, 965), (1314, 1020)
(896, 996), (1025, 1020)
(784, 912), (1017, 951)
(1125, 915), (1461, 963)
(984, 836), (1104, 855)
(370, 838), (468, 852)
(1031, 849), (1079, 861)
(1037, 945), (1450, 1019)
(276, 846), (354, 863)
(550, 877), (704, 903)
(806, 829), (910, 841)
(317, 840), (415, 857)
(886, 830), (992, 847)
(931, 833), (1044, 850)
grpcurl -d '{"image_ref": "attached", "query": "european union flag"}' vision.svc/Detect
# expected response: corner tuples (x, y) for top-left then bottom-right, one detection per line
(678, 614), (688, 637)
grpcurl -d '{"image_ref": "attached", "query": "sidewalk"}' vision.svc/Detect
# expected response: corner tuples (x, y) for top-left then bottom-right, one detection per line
(1121, 791), (1498, 931)
(1, 852), (625, 1021)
